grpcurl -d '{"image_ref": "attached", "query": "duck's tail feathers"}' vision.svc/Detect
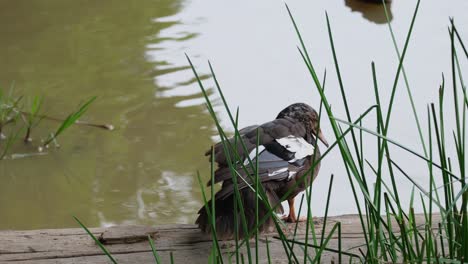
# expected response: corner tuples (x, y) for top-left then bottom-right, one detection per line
(195, 187), (283, 240)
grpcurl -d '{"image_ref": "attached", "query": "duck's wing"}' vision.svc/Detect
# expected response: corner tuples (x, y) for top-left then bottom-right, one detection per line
(205, 124), (259, 166)
(207, 118), (317, 199)
(206, 118), (307, 165)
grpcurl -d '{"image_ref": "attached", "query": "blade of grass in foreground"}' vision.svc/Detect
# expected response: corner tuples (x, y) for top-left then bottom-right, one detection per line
(382, 0), (427, 159)
(148, 235), (162, 264)
(286, 10), (379, 262)
(324, 12), (378, 261)
(190, 60), (261, 261)
(286, 12), (378, 260)
(431, 103), (455, 259)
(300, 70), (327, 264)
(450, 19), (468, 262)
(316, 174), (334, 263)
(209, 147), (218, 264)
(332, 117), (460, 181)
(170, 252), (175, 264)
(274, 236), (362, 261)
(187, 55), (255, 262)
(196, 172), (223, 263)
(265, 237), (272, 264)
(290, 1), (378, 229)
(254, 129), (260, 264)
(73, 216), (117, 264)
(371, 62), (390, 262)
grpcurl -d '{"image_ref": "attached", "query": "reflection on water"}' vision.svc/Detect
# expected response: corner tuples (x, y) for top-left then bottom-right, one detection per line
(345, 0), (393, 24)
(1, 0), (468, 230)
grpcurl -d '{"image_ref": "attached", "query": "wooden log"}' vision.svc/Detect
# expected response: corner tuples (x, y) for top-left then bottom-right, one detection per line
(0, 214), (441, 263)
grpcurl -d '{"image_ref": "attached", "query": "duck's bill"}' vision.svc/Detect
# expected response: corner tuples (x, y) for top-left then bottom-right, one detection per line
(317, 129), (329, 148)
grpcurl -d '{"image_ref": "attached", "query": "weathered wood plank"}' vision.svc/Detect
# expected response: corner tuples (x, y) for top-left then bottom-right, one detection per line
(0, 214), (441, 263)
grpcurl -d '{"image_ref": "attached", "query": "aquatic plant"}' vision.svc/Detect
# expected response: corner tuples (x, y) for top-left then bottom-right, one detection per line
(0, 90), (101, 160)
(42, 96), (97, 147)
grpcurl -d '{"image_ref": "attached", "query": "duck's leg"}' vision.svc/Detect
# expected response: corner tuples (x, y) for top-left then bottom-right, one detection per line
(282, 198), (309, 223)
(286, 198), (297, 222)
(279, 198), (298, 223)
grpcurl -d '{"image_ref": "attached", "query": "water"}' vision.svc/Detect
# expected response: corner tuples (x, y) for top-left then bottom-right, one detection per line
(0, 0), (467, 230)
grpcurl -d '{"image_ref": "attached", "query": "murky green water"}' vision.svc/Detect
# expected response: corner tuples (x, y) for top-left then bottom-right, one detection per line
(0, 0), (467, 230)
(0, 0), (213, 229)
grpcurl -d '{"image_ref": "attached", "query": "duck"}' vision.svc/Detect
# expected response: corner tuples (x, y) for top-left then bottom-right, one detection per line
(196, 103), (328, 239)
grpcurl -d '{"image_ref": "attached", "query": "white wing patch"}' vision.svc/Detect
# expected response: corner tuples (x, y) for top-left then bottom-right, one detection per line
(288, 171), (297, 180)
(268, 168), (297, 180)
(276, 136), (315, 161)
(244, 145), (266, 165)
(268, 167), (288, 176)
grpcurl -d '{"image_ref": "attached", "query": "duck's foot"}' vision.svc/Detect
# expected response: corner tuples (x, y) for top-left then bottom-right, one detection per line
(294, 216), (310, 222)
(281, 215), (311, 223)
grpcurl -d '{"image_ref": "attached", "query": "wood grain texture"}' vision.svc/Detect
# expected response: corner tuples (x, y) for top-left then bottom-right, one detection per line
(0, 214), (440, 263)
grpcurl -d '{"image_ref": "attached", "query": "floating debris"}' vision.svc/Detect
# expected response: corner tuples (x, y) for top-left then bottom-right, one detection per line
(10, 152), (48, 159)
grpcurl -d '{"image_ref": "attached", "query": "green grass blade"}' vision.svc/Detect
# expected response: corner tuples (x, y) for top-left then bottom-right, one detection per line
(73, 216), (117, 264)
(317, 174), (334, 263)
(148, 235), (162, 264)
(274, 236), (362, 261)
(44, 96), (96, 146)
(265, 237), (272, 264)
(333, 117), (460, 181)
(383, 0), (427, 158)
(196, 172), (223, 263)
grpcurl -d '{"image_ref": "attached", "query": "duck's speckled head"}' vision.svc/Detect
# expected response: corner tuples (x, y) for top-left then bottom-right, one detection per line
(276, 103), (329, 147)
